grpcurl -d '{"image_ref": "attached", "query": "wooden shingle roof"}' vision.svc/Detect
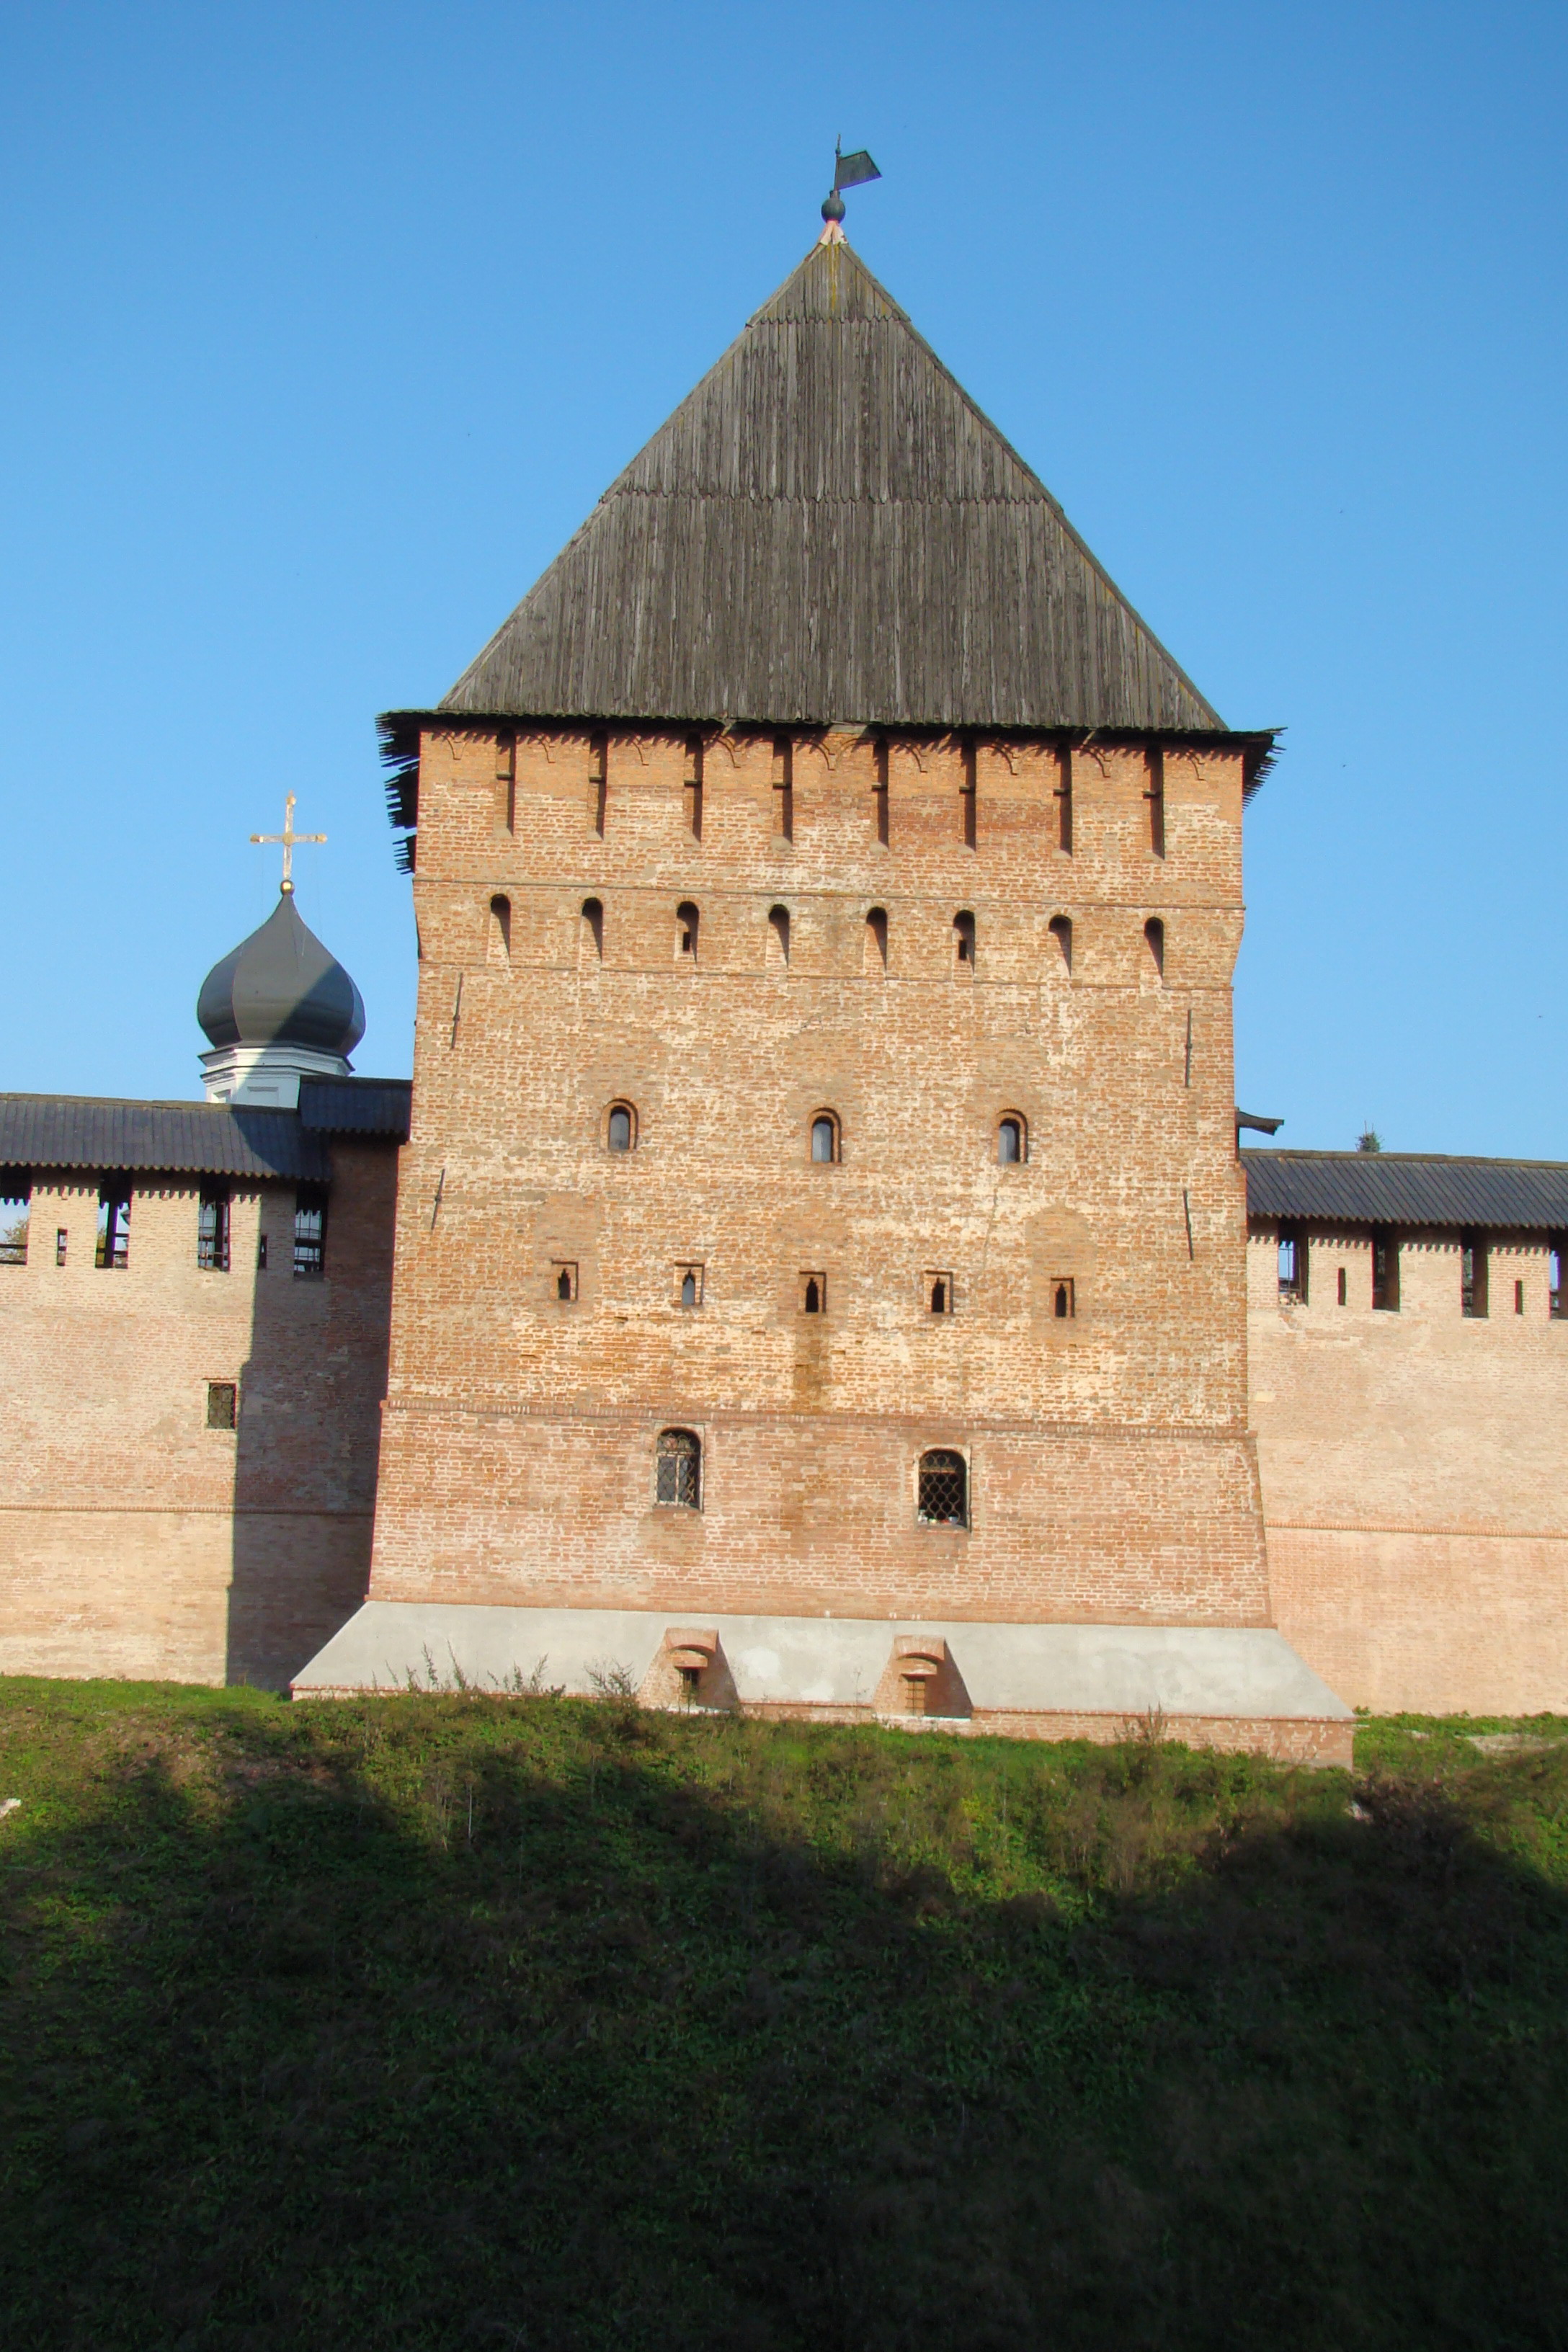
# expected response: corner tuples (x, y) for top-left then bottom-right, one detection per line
(433, 236), (1226, 736)
(1243, 1152), (1568, 1231)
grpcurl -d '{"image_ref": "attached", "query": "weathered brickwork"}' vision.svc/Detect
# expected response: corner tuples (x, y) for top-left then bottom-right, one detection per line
(1249, 1221), (1568, 1712)
(368, 723), (1272, 1626)
(0, 1146), (397, 1686)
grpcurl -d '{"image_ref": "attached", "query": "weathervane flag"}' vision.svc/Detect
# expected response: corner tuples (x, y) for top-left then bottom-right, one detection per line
(833, 143), (881, 194)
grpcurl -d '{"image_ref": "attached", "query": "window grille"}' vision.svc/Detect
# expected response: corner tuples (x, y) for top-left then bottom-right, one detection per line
(197, 1189), (231, 1273)
(293, 1187), (326, 1279)
(917, 1449), (968, 1527)
(998, 1116), (1024, 1165)
(656, 1427), (701, 1509)
(811, 1115), (839, 1164)
(95, 1185), (131, 1270)
(206, 1381), (238, 1430)
(0, 1195), (27, 1267)
(607, 1103), (636, 1152)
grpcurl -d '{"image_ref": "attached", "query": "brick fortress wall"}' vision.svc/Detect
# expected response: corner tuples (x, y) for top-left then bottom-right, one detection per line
(368, 723), (1271, 1628)
(0, 1144), (396, 1686)
(1249, 1223), (1568, 1712)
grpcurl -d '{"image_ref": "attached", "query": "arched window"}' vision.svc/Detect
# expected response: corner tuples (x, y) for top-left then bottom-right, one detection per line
(917, 1449), (968, 1528)
(865, 906), (888, 974)
(953, 910), (976, 969)
(607, 1102), (637, 1153)
(656, 1427), (701, 1508)
(488, 894), (512, 967)
(810, 1112), (840, 1164)
(1048, 914), (1072, 974)
(1144, 917), (1164, 980)
(802, 1274), (824, 1315)
(997, 1115), (1026, 1166)
(580, 896), (603, 962)
(928, 1273), (952, 1315)
(680, 1269), (698, 1308)
(676, 901), (699, 961)
(767, 904), (790, 968)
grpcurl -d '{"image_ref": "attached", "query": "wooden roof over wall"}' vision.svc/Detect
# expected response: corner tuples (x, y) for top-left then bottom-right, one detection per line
(435, 236), (1226, 736)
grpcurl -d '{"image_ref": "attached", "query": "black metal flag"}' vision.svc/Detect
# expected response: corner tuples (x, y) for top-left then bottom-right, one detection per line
(834, 144), (881, 193)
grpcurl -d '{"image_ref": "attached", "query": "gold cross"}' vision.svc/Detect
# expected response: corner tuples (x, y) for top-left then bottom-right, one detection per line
(249, 792), (326, 894)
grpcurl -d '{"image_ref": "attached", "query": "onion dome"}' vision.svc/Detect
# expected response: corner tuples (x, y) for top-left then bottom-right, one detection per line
(197, 890), (365, 1059)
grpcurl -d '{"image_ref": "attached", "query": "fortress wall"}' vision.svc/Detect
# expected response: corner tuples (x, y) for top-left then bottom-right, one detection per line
(1250, 1224), (1568, 1713)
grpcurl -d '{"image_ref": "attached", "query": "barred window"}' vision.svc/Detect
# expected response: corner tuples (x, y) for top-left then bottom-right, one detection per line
(293, 1187), (327, 1279)
(656, 1427), (701, 1509)
(917, 1449), (968, 1528)
(197, 1188), (231, 1273)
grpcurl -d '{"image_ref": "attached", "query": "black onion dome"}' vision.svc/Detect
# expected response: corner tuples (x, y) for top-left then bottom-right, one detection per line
(197, 891), (366, 1057)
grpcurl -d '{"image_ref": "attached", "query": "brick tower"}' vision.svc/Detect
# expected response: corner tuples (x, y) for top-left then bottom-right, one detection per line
(298, 224), (1349, 1758)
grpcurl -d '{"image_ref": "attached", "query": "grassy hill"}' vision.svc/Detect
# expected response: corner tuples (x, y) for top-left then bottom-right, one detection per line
(4, 1680), (1568, 2350)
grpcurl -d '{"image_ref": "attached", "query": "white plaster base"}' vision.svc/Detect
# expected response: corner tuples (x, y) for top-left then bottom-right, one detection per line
(293, 1603), (1354, 1763)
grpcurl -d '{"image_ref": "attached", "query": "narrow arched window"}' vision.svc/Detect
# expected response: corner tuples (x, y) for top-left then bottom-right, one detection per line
(767, 904), (790, 968)
(488, 894), (512, 966)
(953, 910), (976, 969)
(997, 1115), (1025, 1165)
(803, 1275), (823, 1314)
(1048, 914), (1072, 974)
(581, 896), (604, 963)
(607, 1102), (636, 1152)
(1144, 917), (1164, 980)
(676, 900), (699, 961)
(680, 1269), (698, 1307)
(865, 906), (888, 975)
(810, 1113), (839, 1164)
(656, 1427), (701, 1508)
(917, 1449), (968, 1528)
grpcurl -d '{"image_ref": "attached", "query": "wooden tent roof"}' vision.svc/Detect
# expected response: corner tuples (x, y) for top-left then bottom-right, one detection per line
(434, 236), (1226, 736)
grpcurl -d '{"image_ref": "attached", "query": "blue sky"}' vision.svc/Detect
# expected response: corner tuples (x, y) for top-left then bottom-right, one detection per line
(2, 1), (1564, 1155)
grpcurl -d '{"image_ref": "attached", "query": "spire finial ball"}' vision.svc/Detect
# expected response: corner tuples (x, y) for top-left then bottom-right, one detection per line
(821, 189), (845, 224)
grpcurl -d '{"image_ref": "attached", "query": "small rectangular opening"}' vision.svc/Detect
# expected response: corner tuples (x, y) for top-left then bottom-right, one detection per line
(293, 1186), (327, 1280)
(205, 1381), (238, 1430)
(197, 1187), (231, 1273)
(496, 731), (516, 833)
(960, 739), (976, 849)
(675, 1263), (703, 1308)
(552, 1260), (579, 1304)
(1055, 744), (1073, 853)
(925, 1270), (953, 1315)
(1551, 1236), (1565, 1319)
(1372, 1225), (1400, 1312)
(1516, 1278), (1525, 1316)
(257, 1231), (268, 1272)
(1277, 1221), (1306, 1304)
(1145, 745), (1165, 858)
(798, 1270), (826, 1315)
(772, 738), (793, 842)
(683, 738), (703, 839)
(1050, 1276), (1075, 1320)
(1337, 1265), (1348, 1307)
(0, 1190), (28, 1267)
(1461, 1229), (1489, 1319)
(873, 738), (890, 845)
(589, 734), (607, 837)
(95, 1182), (131, 1270)
(55, 1228), (68, 1268)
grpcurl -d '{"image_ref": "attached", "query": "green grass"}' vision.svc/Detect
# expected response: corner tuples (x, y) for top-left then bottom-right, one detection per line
(4, 1682), (1568, 2350)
